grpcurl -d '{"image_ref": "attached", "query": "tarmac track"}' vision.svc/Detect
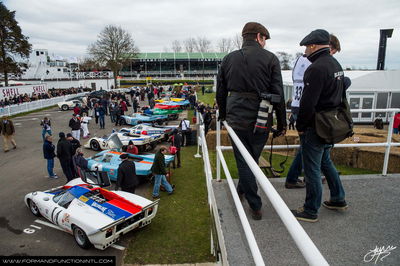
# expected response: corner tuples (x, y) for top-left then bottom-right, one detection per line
(0, 104), (174, 264)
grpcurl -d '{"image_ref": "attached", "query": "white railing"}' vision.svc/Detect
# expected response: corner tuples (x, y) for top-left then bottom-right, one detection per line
(0, 93), (86, 117)
(195, 110), (229, 265)
(210, 108), (400, 265)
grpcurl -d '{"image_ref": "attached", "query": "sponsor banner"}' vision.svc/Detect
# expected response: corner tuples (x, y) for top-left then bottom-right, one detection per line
(1, 84), (48, 100)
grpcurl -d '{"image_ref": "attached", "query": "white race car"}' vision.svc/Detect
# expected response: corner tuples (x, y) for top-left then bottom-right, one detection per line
(25, 172), (159, 250)
(58, 97), (85, 111)
(84, 131), (159, 151)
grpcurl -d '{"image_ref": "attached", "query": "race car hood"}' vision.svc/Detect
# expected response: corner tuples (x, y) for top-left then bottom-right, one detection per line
(107, 133), (123, 149)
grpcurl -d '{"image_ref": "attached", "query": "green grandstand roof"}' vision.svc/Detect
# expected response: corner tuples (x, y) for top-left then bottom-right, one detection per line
(127, 52), (228, 60)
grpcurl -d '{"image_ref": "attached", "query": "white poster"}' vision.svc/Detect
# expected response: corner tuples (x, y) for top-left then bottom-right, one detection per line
(0, 84), (48, 100)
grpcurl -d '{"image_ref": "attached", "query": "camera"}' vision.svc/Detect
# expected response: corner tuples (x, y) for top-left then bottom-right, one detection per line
(260, 93), (281, 104)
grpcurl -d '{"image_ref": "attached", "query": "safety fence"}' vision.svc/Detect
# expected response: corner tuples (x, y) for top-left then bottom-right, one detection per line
(196, 108), (400, 265)
(0, 93), (86, 117)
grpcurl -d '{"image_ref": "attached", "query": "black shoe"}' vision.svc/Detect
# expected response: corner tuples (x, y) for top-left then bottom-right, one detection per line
(322, 200), (348, 210)
(291, 207), (318, 223)
(250, 209), (262, 220)
(152, 195), (160, 199)
(285, 180), (305, 189)
(237, 191), (245, 201)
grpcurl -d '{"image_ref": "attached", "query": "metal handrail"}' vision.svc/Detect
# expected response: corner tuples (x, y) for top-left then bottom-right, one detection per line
(221, 121), (329, 266)
(212, 108), (399, 265)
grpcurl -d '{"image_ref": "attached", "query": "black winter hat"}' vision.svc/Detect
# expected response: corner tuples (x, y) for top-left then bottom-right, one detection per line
(59, 132), (65, 138)
(300, 29), (330, 46)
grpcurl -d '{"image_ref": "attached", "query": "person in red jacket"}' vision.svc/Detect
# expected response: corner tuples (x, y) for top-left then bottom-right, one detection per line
(393, 112), (400, 134)
(73, 104), (81, 115)
(119, 99), (128, 115)
(126, 140), (138, 154)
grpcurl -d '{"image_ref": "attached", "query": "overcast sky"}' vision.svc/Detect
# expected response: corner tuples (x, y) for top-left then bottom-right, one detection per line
(4, 0), (400, 69)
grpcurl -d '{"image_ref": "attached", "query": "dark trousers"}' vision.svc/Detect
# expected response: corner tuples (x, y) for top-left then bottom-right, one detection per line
(230, 129), (269, 211)
(122, 186), (136, 194)
(172, 149), (181, 168)
(60, 159), (74, 182)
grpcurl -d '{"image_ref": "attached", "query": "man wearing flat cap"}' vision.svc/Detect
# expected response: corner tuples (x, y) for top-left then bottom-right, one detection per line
(216, 22), (287, 220)
(115, 153), (139, 193)
(291, 29), (348, 222)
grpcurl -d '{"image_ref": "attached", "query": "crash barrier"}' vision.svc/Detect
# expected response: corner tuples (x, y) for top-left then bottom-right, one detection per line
(0, 93), (87, 117)
(209, 108), (400, 265)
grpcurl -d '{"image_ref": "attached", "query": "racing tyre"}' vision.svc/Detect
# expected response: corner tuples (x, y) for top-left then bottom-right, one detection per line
(119, 118), (127, 125)
(61, 104), (69, 111)
(73, 225), (92, 249)
(157, 120), (163, 125)
(28, 199), (41, 217)
(90, 140), (101, 151)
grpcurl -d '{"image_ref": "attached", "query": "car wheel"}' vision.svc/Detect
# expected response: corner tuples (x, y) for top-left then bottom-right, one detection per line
(73, 225), (92, 249)
(61, 104), (69, 111)
(157, 120), (163, 125)
(28, 199), (41, 217)
(90, 140), (100, 151)
(120, 118), (126, 125)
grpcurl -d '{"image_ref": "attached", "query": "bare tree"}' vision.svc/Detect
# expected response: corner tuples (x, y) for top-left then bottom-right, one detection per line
(232, 33), (243, 50)
(171, 40), (182, 53)
(196, 37), (212, 53)
(218, 38), (233, 53)
(88, 25), (139, 88)
(276, 51), (294, 70)
(184, 37), (197, 53)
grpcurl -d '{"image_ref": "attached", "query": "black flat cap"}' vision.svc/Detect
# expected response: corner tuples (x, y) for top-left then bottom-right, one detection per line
(242, 22), (270, 39)
(59, 132), (65, 138)
(120, 153), (128, 159)
(300, 29), (330, 46)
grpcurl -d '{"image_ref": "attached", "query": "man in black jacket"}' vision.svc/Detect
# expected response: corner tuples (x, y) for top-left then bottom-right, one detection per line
(292, 29), (347, 223)
(216, 22), (287, 220)
(115, 153), (139, 194)
(69, 114), (81, 141)
(56, 132), (74, 182)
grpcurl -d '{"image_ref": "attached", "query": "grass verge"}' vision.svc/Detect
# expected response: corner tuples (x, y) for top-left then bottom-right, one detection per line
(197, 91), (216, 106)
(124, 146), (215, 264)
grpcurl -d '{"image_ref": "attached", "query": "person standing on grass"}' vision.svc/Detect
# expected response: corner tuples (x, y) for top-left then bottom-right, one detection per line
(169, 129), (182, 168)
(40, 117), (52, 141)
(151, 146), (174, 199)
(43, 135), (58, 179)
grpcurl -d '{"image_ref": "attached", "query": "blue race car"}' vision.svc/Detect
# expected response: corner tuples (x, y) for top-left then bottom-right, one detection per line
(86, 150), (175, 182)
(119, 113), (168, 126)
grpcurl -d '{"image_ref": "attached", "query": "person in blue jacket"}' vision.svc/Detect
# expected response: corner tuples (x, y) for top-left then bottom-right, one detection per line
(43, 135), (58, 179)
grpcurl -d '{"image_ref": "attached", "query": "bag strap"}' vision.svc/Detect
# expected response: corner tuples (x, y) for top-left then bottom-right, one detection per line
(268, 134), (289, 174)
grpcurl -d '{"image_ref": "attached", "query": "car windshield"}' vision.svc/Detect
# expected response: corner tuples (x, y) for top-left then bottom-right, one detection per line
(53, 191), (75, 208)
(91, 154), (103, 162)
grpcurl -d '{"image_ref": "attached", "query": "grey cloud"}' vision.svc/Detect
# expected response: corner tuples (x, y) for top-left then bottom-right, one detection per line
(5, 0), (400, 69)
